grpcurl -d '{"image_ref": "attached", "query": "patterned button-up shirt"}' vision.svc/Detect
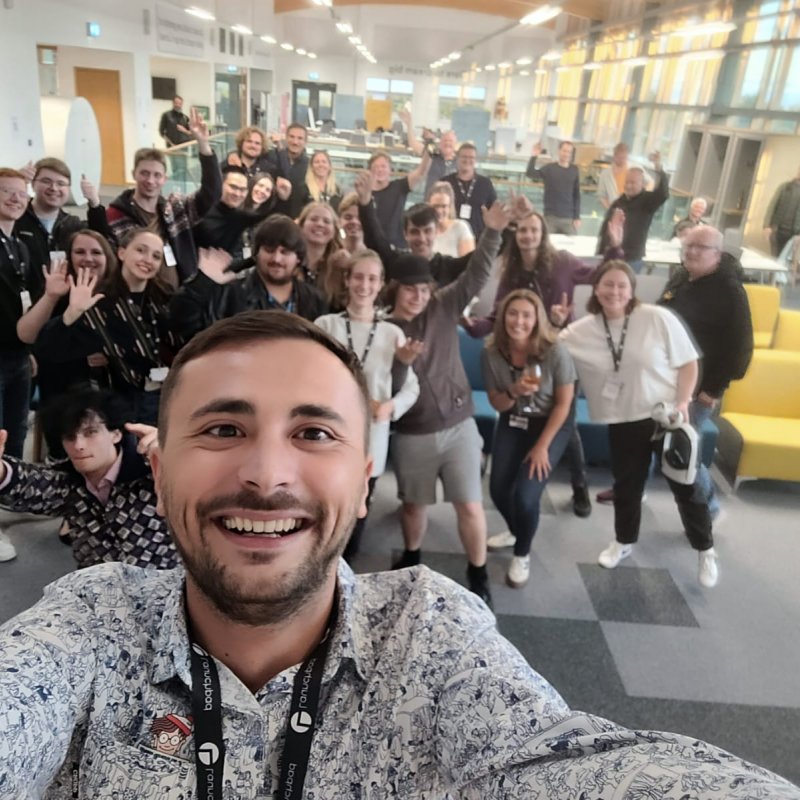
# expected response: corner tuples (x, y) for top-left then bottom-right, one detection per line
(0, 563), (796, 799)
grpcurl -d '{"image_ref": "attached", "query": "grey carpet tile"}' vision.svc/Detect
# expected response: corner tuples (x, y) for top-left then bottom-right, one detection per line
(578, 562), (700, 627)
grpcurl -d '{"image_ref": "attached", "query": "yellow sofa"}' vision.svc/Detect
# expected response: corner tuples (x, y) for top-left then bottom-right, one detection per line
(717, 349), (800, 486)
(743, 284), (780, 348)
(773, 308), (800, 353)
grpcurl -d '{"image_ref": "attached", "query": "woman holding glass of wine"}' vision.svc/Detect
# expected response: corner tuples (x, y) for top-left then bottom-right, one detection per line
(481, 289), (577, 588)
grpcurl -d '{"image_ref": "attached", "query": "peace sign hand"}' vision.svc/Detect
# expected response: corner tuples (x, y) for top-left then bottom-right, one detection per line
(550, 291), (574, 327)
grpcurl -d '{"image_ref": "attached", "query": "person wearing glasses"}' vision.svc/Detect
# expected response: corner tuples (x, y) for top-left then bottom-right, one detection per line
(192, 165), (291, 260)
(14, 158), (110, 300)
(0, 167), (36, 562)
(657, 225), (753, 520)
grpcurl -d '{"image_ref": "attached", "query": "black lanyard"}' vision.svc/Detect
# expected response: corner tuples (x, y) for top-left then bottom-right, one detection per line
(0, 230), (26, 282)
(344, 311), (378, 366)
(456, 178), (475, 203)
(602, 313), (630, 372)
(189, 599), (338, 800)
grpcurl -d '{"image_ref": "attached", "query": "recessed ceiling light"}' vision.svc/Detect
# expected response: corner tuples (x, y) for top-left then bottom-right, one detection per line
(519, 69), (530, 76)
(296, 47), (307, 55)
(484, 64), (496, 71)
(540, 49), (562, 61)
(535, 68), (547, 74)
(308, 52), (317, 59)
(498, 61), (512, 68)
(583, 62), (601, 70)
(280, 42), (294, 50)
(231, 24), (252, 35)
(516, 57), (533, 65)
(260, 34), (277, 44)
(448, 51), (461, 60)
(336, 22), (353, 34)
(185, 7), (215, 21)
(520, 5), (561, 26)
(475, 66), (483, 72)
(348, 35), (361, 44)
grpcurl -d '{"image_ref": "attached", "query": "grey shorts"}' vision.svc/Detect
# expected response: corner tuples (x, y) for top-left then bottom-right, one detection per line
(392, 418), (484, 505)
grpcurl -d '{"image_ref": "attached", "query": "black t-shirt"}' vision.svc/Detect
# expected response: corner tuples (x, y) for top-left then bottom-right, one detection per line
(444, 173), (496, 238)
(373, 177), (411, 250)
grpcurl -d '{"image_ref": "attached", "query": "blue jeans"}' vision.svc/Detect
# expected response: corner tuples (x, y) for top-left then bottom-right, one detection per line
(490, 411), (574, 557)
(0, 351), (31, 458)
(690, 400), (720, 518)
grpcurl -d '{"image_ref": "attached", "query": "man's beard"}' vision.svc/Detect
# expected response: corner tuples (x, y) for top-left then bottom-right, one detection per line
(163, 486), (358, 626)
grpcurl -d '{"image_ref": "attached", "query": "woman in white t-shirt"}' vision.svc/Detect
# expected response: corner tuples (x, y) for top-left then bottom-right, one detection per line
(315, 250), (419, 561)
(560, 260), (719, 588)
(481, 289), (577, 589)
(428, 181), (475, 258)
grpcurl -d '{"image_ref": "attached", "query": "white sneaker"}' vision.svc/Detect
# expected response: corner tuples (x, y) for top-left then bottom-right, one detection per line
(598, 540), (632, 569)
(698, 548), (719, 588)
(0, 530), (17, 562)
(487, 530), (516, 550)
(507, 555), (530, 588)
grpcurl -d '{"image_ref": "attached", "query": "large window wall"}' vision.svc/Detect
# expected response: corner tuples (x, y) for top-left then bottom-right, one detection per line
(526, 0), (800, 165)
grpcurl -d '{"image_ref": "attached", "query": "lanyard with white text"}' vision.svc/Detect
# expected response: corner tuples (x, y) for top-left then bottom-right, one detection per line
(189, 600), (338, 800)
(455, 178), (475, 203)
(344, 311), (378, 366)
(601, 313), (630, 373)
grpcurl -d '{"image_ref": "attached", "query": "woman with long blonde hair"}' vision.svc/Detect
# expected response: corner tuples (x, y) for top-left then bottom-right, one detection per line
(303, 150), (342, 211)
(297, 201), (347, 309)
(482, 288), (577, 588)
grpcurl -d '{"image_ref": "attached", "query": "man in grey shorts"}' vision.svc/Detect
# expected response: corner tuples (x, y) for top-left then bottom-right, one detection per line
(387, 201), (511, 607)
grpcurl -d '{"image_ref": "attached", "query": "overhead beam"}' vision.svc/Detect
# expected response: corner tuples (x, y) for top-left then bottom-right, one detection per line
(274, 0), (609, 22)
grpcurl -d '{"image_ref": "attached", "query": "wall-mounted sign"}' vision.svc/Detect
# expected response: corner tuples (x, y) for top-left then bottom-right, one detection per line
(155, 3), (206, 58)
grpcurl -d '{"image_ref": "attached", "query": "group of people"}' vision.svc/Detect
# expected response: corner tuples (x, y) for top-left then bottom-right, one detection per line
(0, 104), (792, 797)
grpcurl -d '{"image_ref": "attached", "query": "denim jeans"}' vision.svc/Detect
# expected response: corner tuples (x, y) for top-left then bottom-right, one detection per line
(490, 410), (574, 557)
(0, 350), (31, 459)
(690, 400), (721, 518)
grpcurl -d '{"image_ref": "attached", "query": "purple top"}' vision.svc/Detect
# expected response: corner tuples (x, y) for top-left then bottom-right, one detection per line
(466, 246), (623, 338)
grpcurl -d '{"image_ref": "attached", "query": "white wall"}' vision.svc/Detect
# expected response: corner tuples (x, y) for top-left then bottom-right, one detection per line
(149, 55), (215, 146)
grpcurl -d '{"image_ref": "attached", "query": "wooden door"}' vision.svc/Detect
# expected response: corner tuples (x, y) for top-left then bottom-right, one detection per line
(74, 67), (126, 186)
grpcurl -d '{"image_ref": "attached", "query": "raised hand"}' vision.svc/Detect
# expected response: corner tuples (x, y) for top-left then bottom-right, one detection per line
(649, 150), (662, 168)
(509, 192), (534, 222)
(189, 107), (210, 153)
(398, 109), (412, 129)
(227, 152), (243, 167)
(19, 160), (35, 183)
(396, 338), (424, 365)
(531, 142), (542, 157)
(43, 258), (70, 299)
(64, 267), (105, 324)
(607, 208), (625, 248)
(549, 291), (574, 327)
(198, 247), (236, 284)
(80, 174), (100, 208)
(354, 170), (373, 205)
(275, 177), (292, 201)
(371, 399), (394, 423)
(481, 199), (513, 232)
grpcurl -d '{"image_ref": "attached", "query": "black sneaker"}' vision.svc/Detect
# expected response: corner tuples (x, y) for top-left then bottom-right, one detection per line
(467, 565), (494, 611)
(391, 549), (421, 570)
(572, 485), (592, 518)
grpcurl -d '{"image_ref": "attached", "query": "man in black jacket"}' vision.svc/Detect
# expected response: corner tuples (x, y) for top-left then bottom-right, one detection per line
(106, 108), (220, 286)
(169, 215), (327, 343)
(14, 158), (110, 300)
(658, 225), (753, 523)
(266, 123), (309, 219)
(596, 151), (668, 271)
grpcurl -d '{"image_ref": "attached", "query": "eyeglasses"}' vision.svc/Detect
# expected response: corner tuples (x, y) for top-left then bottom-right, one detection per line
(682, 243), (719, 253)
(35, 177), (70, 189)
(0, 186), (28, 201)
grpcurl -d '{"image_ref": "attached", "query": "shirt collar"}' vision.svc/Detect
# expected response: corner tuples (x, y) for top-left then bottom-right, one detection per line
(147, 560), (376, 688)
(84, 451), (123, 495)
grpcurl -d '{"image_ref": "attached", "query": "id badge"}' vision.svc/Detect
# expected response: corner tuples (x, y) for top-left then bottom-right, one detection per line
(149, 366), (169, 383)
(20, 290), (32, 314)
(509, 414), (529, 430)
(242, 245), (252, 259)
(162, 244), (177, 267)
(601, 375), (623, 401)
(459, 203), (472, 220)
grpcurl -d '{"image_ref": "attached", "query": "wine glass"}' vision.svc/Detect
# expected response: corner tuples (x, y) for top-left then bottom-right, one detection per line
(517, 363), (541, 415)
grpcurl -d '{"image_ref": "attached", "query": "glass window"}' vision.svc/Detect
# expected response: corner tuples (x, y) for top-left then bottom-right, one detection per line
(779, 46), (800, 111)
(734, 47), (770, 107)
(439, 84), (461, 99)
(366, 77), (389, 93)
(465, 86), (486, 101)
(390, 79), (413, 94)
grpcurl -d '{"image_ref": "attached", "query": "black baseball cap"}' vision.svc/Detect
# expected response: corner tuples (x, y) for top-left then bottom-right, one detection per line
(392, 254), (434, 285)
